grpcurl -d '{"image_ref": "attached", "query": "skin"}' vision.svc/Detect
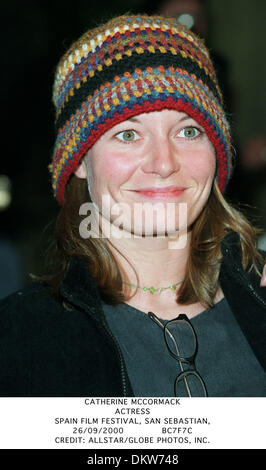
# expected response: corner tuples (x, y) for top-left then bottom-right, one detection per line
(77, 109), (215, 235)
(75, 109), (266, 318)
(261, 265), (266, 287)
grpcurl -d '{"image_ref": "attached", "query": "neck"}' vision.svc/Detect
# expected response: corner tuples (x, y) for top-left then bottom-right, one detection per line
(107, 229), (191, 291)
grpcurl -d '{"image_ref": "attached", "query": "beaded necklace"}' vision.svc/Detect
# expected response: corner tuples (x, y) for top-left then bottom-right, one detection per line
(123, 280), (183, 294)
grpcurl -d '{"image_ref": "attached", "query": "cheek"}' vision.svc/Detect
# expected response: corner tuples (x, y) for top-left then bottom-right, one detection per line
(94, 151), (136, 189)
(89, 150), (138, 198)
(185, 148), (216, 182)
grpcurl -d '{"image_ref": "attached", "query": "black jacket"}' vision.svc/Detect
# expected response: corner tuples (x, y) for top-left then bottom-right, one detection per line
(0, 232), (265, 397)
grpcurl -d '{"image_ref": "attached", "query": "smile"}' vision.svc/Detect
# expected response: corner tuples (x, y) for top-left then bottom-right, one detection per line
(127, 186), (187, 199)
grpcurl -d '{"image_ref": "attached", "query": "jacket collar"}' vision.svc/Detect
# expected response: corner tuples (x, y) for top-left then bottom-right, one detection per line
(220, 230), (242, 260)
(60, 257), (104, 321)
(220, 231), (266, 307)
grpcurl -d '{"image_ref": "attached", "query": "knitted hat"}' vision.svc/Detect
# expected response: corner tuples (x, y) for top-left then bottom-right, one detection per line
(51, 14), (232, 205)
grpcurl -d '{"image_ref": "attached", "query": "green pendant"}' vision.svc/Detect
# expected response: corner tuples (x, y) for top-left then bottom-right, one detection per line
(123, 280), (183, 294)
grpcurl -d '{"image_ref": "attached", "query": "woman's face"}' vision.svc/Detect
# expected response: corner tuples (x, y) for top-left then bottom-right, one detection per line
(76, 109), (216, 238)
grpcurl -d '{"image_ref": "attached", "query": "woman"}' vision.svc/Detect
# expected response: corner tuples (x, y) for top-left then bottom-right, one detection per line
(0, 14), (265, 397)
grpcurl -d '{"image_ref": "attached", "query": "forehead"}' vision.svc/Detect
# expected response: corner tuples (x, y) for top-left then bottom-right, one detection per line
(105, 110), (197, 129)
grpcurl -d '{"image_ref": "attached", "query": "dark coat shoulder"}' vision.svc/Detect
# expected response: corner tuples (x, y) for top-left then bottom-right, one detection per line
(0, 283), (125, 396)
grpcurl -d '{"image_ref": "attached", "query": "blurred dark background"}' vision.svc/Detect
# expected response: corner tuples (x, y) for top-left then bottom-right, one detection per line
(1, 0), (266, 297)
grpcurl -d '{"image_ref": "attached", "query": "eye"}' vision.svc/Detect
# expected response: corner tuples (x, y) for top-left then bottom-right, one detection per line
(178, 126), (202, 139)
(116, 130), (138, 142)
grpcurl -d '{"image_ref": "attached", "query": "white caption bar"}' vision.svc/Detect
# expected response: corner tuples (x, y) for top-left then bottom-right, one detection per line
(0, 397), (264, 449)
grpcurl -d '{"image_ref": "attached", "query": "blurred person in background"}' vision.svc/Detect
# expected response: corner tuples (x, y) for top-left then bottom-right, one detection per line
(144, 0), (232, 103)
(150, 0), (208, 36)
(0, 13), (265, 397)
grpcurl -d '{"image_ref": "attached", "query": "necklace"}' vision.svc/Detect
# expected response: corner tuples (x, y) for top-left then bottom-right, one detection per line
(123, 280), (183, 294)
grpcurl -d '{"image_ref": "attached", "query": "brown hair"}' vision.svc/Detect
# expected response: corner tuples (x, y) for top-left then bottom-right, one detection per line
(40, 175), (263, 308)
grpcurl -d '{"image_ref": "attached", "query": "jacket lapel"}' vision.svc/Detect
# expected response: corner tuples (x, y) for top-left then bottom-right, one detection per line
(220, 232), (266, 371)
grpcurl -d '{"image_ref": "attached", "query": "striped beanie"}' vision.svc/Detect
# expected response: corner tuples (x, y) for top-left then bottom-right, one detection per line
(51, 14), (232, 205)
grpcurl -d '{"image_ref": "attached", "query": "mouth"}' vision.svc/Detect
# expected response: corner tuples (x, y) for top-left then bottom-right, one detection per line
(127, 186), (187, 199)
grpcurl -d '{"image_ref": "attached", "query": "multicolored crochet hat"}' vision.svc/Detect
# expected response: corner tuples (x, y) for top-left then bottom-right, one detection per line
(51, 14), (232, 205)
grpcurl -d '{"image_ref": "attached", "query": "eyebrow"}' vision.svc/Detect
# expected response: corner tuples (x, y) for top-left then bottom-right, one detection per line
(127, 117), (141, 123)
(178, 114), (195, 123)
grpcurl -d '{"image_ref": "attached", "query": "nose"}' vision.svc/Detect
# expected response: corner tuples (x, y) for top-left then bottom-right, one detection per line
(141, 136), (181, 178)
